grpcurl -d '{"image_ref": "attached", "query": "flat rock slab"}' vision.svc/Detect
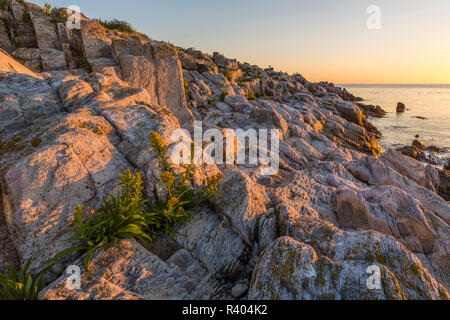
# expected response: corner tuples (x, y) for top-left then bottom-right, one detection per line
(39, 239), (218, 300)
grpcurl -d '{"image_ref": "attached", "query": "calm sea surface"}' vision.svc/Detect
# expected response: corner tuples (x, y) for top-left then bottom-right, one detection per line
(341, 84), (450, 161)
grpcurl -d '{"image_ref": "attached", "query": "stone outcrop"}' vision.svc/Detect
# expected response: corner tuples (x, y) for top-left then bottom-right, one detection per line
(397, 102), (406, 113)
(0, 2), (448, 301)
(0, 49), (42, 78)
(39, 239), (220, 300)
(112, 39), (193, 125)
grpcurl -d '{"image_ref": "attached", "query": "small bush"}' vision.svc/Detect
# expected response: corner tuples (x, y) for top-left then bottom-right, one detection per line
(147, 132), (222, 237)
(49, 7), (68, 23)
(223, 68), (233, 82)
(220, 89), (229, 102)
(184, 80), (191, 101)
(80, 58), (92, 73)
(246, 91), (257, 101)
(0, 259), (47, 300)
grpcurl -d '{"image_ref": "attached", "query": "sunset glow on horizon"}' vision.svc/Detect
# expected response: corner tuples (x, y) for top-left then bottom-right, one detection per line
(35, 0), (450, 84)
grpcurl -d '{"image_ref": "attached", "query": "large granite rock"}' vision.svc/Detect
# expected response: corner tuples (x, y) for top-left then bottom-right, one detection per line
(2, 107), (129, 275)
(0, 17), (14, 53)
(249, 235), (448, 300)
(216, 167), (269, 246)
(26, 3), (60, 50)
(40, 48), (67, 71)
(39, 239), (219, 300)
(80, 20), (112, 58)
(112, 39), (193, 125)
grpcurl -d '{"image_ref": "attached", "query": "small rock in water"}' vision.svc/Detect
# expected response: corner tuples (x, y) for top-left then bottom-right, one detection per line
(397, 145), (420, 159)
(231, 283), (249, 298)
(396, 102), (406, 113)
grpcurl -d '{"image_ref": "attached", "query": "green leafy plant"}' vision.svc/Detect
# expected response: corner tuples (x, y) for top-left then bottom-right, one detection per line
(47, 169), (152, 274)
(146, 132), (195, 238)
(0, 259), (47, 300)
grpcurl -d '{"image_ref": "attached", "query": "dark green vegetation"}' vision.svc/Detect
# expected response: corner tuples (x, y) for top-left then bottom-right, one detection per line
(1, 132), (222, 299)
(0, 0), (11, 11)
(223, 68), (233, 81)
(46, 169), (152, 274)
(80, 58), (92, 73)
(46, 132), (222, 274)
(0, 259), (47, 300)
(93, 18), (136, 34)
(49, 7), (69, 24)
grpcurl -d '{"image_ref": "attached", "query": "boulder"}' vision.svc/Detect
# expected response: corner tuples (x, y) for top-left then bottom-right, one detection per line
(80, 20), (112, 58)
(175, 209), (250, 281)
(216, 168), (269, 245)
(444, 159), (450, 172)
(39, 240), (219, 300)
(2, 107), (129, 275)
(0, 72), (56, 129)
(179, 50), (197, 70)
(112, 39), (193, 125)
(231, 283), (248, 298)
(40, 48), (67, 71)
(249, 235), (448, 300)
(119, 54), (159, 106)
(213, 52), (238, 70)
(396, 102), (406, 113)
(151, 43), (193, 125)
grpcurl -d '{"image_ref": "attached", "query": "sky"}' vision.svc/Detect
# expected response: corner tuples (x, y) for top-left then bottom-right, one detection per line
(34, 0), (450, 84)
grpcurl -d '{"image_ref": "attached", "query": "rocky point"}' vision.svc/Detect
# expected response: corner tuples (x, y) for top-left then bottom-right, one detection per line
(0, 2), (448, 300)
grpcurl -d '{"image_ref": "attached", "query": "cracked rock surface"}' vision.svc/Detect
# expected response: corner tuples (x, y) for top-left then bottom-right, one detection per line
(0, 3), (448, 300)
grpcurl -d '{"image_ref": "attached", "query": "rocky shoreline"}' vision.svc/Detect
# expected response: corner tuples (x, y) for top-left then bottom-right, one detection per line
(0, 2), (449, 300)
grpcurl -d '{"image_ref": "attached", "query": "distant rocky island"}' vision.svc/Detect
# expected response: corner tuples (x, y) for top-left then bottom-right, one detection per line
(0, 2), (448, 300)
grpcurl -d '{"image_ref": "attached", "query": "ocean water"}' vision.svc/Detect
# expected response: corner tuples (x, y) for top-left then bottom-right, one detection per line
(341, 84), (450, 162)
